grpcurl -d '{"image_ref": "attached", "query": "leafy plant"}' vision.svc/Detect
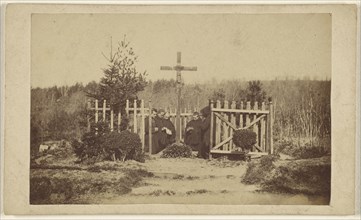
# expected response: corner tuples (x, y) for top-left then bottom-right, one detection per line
(161, 143), (192, 158)
(233, 129), (257, 151)
(103, 130), (144, 162)
(71, 121), (110, 162)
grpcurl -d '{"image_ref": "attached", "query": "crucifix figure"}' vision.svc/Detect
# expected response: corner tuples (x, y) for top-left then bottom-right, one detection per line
(160, 52), (197, 144)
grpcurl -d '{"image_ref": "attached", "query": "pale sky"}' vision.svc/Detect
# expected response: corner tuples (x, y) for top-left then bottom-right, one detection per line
(31, 13), (331, 88)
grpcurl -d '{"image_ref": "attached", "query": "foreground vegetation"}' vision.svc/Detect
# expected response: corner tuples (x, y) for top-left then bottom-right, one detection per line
(30, 143), (330, 204)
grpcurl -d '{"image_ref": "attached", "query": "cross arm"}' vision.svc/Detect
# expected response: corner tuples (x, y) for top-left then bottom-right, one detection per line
(160, 66), (173, 71)
(183, 66), (197, 71)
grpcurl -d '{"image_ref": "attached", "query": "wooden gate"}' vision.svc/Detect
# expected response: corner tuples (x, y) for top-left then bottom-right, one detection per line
(209, 99), (274, 157)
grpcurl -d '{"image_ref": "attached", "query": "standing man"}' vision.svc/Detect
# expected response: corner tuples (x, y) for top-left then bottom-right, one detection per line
(154, 109), (166, 153)
(162, 112), (176, 146)
(199, 106), (211, 159)
(184, 112), (202, 152)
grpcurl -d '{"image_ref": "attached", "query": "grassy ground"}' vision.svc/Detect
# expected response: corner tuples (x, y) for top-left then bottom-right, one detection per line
(30, 148), (330, 205)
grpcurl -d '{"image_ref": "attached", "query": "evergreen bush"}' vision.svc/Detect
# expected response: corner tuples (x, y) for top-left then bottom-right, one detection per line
(233, 129), (257, 151)
(161, 143), (192, 158)
(103, 130), (144, 162)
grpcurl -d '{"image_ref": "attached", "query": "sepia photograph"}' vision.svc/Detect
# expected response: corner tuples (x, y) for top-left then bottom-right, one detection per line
(2, 3), (359, 216)
(30, 13), (331, 205)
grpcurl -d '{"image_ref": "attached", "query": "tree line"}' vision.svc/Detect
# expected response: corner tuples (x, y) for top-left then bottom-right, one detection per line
(31, 78), (331, 154)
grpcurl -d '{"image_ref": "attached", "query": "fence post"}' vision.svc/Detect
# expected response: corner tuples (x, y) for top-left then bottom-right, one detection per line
(246, 101), (252, 151)
(246, 101), (251, 126)
(261, 102), (266, 151)
(110, 109), (114, 132)
(254, 101), (259, 148)
(126, 99), (129, 115)
(223, 100), (229, 151)
(103, 100), (106, 122)
(148, 101), (153, 155)
(133, 100), (137, 133)
(117, 111), (121, 132)
(209, 100), (214, 159)
(87, 100), (91, 132)
(269, 98), (274, 154)
(215, 100), (221, 146)
(141, 100), (145, 152)
(95, 99), (99, 123)
(239, 101), (244, 128)
(230, 100), (236, 150)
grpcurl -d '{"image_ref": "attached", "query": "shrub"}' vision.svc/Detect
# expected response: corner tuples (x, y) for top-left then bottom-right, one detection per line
(30, 177), (52, 204)
(103, 130), (144, 162)
(72, 122), (145, 163)
(233, 129), (257, 151)
(161, 143), (192, 158)
(71, 121), (110, 162)
(275, 139), (329, 159)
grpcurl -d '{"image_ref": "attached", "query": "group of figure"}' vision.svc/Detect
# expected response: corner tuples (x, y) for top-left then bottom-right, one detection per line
(144, 109), (176, 154)
(144, 106), (211, 159)
(184, 106), (211, 159)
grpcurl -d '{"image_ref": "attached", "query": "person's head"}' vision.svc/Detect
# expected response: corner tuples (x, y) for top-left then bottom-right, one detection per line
(164, 112), (170, 120)
(158, 109), (165, 118)
(192, 112), (199, 120)
(151, 108), (157, 118)
(200, 106), (211, 118)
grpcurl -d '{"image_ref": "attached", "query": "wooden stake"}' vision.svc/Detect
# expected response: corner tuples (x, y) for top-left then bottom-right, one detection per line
(215, 100), (221, 146)
(209, 100), (214, 159)
(95, 99), (99, 123)
(254, 101), (259, 147)
(230, 101), (236, 150)
(87, 100), (91, 132)
(126, 99), (129, 115)
(133, 100), (137, 133)
(239, 101), (244, 128)
(117, 112), (121, 132)
(261, 102), (266, 151)
(141, 100), (145, 151)
(103, 100), (106, 122)
(223, 100), (229, 151)
(110, 109), (114, 131)
(269, 99), (274, 154)
(148, 101), (153, 154)
(246, 101), (251, 126)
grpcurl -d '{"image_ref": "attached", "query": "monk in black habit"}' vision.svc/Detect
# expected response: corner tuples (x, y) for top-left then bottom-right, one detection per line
(153, 109), (167, 154)
(199, 106), (211, 159)
(161, 112), (176, 146)
(184, 112), (202, 151)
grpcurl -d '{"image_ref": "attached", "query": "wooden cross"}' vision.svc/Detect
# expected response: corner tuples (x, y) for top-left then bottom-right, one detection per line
(161, 52), (197, 144)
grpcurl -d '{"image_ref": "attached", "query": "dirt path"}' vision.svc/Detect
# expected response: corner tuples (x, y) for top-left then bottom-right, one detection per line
(91, 157), (329, 205)
(32, 150), (329, 205)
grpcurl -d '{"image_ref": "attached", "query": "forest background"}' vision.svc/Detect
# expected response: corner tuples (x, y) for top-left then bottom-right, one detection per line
(31, 77), (331, 155)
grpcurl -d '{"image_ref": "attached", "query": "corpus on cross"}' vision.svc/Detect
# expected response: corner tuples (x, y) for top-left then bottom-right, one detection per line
(160, 52), (197, 144)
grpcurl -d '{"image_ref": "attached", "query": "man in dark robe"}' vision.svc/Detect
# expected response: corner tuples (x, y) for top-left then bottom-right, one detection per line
(144, 108), (159, 154)
(199, 106), (211, 159)
(184, 112), (202, 151)
(161, 112), (176, 146)
(154, 109), (166, 154)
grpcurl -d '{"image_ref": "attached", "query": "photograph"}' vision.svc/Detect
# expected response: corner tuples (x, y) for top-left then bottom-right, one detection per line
(29, 12), (332, 205)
